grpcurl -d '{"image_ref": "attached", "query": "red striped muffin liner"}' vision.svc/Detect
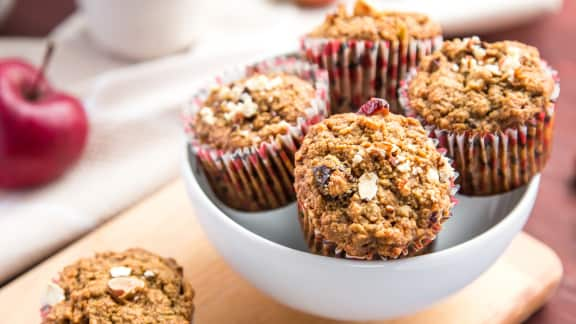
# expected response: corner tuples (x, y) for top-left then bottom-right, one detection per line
(297, 114), (459, 260)
(184, 55), (330, 211)
(301, 35), (442, 114)
(298, 206), (447, 260)
(398, 63), (560, 195)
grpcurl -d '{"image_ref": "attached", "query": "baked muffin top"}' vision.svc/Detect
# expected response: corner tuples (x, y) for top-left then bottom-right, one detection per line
(307, 0), (441, 42)
(42, 249), (195, 324)
(407, 37), (556, 132)
(194, 72), (316, 150)
(294, 99), (455, 259)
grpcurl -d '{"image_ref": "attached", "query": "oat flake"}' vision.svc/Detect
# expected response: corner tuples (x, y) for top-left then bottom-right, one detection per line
(358, 172), (378, 200)
(110, 266), (132, 278)
(43, 282), (65, 306)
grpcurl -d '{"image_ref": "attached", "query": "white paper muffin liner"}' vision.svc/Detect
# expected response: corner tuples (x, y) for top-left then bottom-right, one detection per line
(301, 35), (442, 114)
(398, 63), (560, 195)
(184, 54), (330, 211)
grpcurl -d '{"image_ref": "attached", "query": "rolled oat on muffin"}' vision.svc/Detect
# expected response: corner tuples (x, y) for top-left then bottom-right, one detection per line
(185, 55), (329, 211)
(302, 0), (442, 113)
(294, 98), (457, 260)
(400, 37), (559, 195)
(41, 249), (195, 324)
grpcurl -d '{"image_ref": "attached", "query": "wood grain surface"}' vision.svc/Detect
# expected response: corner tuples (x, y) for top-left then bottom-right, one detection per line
(0, 181), (564, 324)
(1, 1), (575, 323)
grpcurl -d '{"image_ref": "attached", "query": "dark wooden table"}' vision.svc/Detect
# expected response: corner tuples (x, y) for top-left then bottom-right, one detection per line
(1, 0), (575, 323)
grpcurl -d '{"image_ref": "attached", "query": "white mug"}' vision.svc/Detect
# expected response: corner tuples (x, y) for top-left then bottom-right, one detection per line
(77, 0), (196, 61)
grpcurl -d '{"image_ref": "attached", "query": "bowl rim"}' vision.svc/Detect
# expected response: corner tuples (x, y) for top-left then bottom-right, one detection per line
(183, 147), (539, 268)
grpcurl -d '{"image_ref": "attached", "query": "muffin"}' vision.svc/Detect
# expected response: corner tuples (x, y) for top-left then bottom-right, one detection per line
(185, 55), (329, 211)
(399, 37), (560, 195)
(41, 249), (195, 323)
(302, 0), (442, 114)
(294, 98), (457, 260)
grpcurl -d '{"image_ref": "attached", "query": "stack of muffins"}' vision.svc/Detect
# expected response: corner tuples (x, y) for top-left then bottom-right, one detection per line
(182, 0), (559, 260)
(41, 1), (561, 320)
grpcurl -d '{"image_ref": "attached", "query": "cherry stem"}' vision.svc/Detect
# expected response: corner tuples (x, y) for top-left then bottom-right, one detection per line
(30, 41), (55, 97)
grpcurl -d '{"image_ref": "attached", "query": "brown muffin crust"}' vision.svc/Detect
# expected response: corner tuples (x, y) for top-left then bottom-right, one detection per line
(194, 72), (316, 151)
(307, 0), (441, 42)
(43, 249), (195, 324)
(407, 37), (556, 132)
(294, 107), (454, 259)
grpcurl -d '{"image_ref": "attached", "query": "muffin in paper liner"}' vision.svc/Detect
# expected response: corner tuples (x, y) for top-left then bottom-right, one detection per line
(184, 55), (330, 211)
(297, 153), (458, 261)
(298, 202), (451, 260)
(294, 99), (459, 260)
(399, 64), (560, 196)
(301, 35), (442, 114)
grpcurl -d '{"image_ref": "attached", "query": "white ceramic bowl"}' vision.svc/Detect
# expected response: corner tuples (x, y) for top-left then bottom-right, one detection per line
(182, 147), (540, 321)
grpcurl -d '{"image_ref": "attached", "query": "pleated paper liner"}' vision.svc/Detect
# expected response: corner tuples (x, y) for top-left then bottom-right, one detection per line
(298, 203), (455, 260)
(184, 55), (330, 211)
(399, 64), (560, 195)
(301, 35), (442, 114)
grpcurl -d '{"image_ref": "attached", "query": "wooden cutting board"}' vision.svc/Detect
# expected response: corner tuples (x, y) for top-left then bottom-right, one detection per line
(0, 180), (563, 324)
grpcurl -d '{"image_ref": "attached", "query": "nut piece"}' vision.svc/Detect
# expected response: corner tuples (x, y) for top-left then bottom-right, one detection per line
(42, 282), (65, 307)
(352, 152), (363, 165)
(109, 266), (132, 278)
(358, 172), (378, 201)
(199, 107), (216, 125)
(396, 161), (411, 173)
(426, 168), (440, 183)
(107, 277), (145, 299)
(143, 270), (156, 278)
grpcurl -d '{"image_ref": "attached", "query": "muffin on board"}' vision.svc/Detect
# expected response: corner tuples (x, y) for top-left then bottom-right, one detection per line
(185, 55), (329, 211)
(294, 98), (457, 260)
(302, 0), (442, 113)
(399, 37), (560, 195)
(41, 249), (195, 324)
